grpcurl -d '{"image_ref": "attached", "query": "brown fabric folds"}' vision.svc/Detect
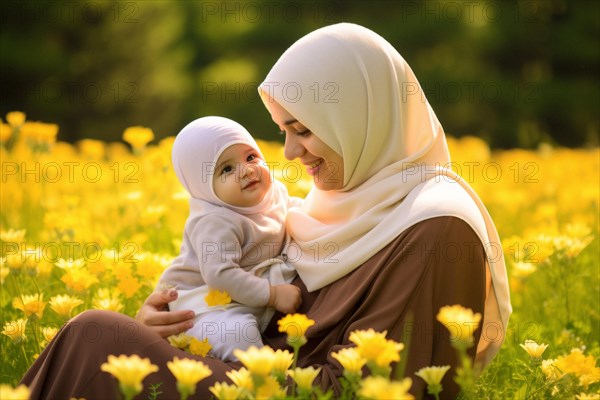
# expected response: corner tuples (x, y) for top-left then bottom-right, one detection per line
(21, 216), (485, 399)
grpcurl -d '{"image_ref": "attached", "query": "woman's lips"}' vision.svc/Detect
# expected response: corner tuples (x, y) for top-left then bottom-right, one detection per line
(305, 159), (323, 176)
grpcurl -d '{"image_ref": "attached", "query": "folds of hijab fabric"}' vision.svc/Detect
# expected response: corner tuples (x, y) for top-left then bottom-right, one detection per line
(258, 23), (511, 365)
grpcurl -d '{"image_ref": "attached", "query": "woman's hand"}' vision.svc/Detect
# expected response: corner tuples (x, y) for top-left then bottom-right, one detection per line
(135, 289), (195, 338)
(268, 284), (302, 314)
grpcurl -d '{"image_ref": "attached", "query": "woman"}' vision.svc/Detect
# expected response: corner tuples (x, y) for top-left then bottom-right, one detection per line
(21, 23), (510, 399)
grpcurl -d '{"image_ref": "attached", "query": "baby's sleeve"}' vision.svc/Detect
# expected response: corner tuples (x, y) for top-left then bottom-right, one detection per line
(189, 214), (271, 307)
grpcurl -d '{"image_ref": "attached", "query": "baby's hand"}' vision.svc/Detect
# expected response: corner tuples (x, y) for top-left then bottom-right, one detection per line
(269, 284), (301, 314)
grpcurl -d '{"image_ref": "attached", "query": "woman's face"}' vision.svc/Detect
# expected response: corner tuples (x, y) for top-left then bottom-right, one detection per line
(268, 99), (344, 191)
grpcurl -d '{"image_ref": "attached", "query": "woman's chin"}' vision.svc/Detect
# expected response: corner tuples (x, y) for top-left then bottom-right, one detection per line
(313, 180), (342, 191)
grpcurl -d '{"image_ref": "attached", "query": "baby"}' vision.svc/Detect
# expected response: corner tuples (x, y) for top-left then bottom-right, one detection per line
(159, 116), (302, 361)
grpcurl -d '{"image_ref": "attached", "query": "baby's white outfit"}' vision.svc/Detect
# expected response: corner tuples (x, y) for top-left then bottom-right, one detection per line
(159, 116), (300, 361)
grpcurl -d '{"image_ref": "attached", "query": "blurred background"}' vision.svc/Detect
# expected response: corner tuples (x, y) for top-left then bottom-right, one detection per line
(1, 0), (598, 149)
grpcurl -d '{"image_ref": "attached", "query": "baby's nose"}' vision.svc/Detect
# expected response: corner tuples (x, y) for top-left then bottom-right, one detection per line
(244, 164), (258, 178)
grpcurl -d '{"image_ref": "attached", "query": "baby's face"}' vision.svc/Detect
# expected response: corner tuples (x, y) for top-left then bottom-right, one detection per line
(213, 143), (272, 207)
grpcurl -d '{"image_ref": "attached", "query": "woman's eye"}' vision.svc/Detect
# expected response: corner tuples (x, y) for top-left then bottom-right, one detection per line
(296, 129), (311, 137)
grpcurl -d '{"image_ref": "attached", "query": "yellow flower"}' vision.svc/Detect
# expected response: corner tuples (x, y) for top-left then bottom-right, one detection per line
(415, 365), (451, 397)
(6, 111), (26, 128)
(40, 326), (59, 348)
(541, 359), (560, 380)
(511, 261), (537, 279)
(189, 337), (212, 357)
(209, 381), (245, 400)
(78, 139), (105, 159)
(272, 349), (294, 373)
(42, 326), (59, 342)
(167, 357), (212, 398)
(135, 253), (167, 282)
(117, 275), (142, 299)
(415, 365), (451, 386)
(13, 294), (47, 320)
(551, 234), (593, 259)
(359, 376), (414, 400)
(529, 234), (554, 264)
(123, 126), (154, 148)
(233, 345), (276, 377)
(93, 298), (124, 313)
(112, 262), (133, 281)
(554, 348), (600, 387)
(100, 354), (158, 399)
(49, 294), (84, 318)
(0, 122), (11, 143)
(561, 236), (593, 258)
(0, 228), (26, 242)
(226, 367), (253, 390)
(519, 340), (549, 359)
(277, 313), (315, 344)
(21, 121), (58, 145)
(0, 384), (31, 400)
(37, 259), (53, 278)
(55, 258), (86, 270)
(1, 319), (27, 343)
(331, 347), (367, 374)
(287, 367), (321, 391)
(436, 305), (482, 346)
(167, 333), (193, 350)
(576, 393), (600, 400)
(205, 288), (232, 307)
(5, 253), (24, 270)
(255, 375), (286, 399)
(61, 267), (99, 292)
(349, 329), (404, 368)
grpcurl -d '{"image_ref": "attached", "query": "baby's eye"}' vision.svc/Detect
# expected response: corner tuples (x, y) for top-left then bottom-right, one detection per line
(247, 154), (257, 162)
(221, 165), (233, 175)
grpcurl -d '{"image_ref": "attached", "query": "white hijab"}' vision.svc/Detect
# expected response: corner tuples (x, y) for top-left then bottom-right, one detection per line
(172, 116), (279, 215)
(259, 23), (511, 365)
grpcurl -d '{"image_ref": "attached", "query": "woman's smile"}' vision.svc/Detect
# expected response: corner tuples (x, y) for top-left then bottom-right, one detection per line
(304, 159), (323, 175)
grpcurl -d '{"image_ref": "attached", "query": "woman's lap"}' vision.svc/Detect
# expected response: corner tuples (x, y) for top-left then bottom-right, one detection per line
(21, 309), (237, 399)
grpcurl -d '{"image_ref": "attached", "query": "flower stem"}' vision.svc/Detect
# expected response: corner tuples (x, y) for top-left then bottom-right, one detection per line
(20, 343), (29, 366)
(290, 342), (300, 396)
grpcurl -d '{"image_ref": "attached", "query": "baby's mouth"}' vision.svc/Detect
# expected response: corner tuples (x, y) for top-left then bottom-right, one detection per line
(242, 180), (260, 190)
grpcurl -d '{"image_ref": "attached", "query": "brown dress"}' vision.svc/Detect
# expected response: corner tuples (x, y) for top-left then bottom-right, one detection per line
(21, 216), (486, 399)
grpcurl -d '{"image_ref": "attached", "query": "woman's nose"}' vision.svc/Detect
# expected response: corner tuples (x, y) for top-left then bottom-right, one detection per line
(283, 132), (304, 160)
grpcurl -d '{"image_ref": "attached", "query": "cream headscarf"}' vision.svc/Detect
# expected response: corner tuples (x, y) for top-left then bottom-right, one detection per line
(259, 23), (511, 365)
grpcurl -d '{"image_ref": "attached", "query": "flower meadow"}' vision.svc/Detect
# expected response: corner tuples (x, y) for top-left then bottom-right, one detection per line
(1, 112), (599, 399)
